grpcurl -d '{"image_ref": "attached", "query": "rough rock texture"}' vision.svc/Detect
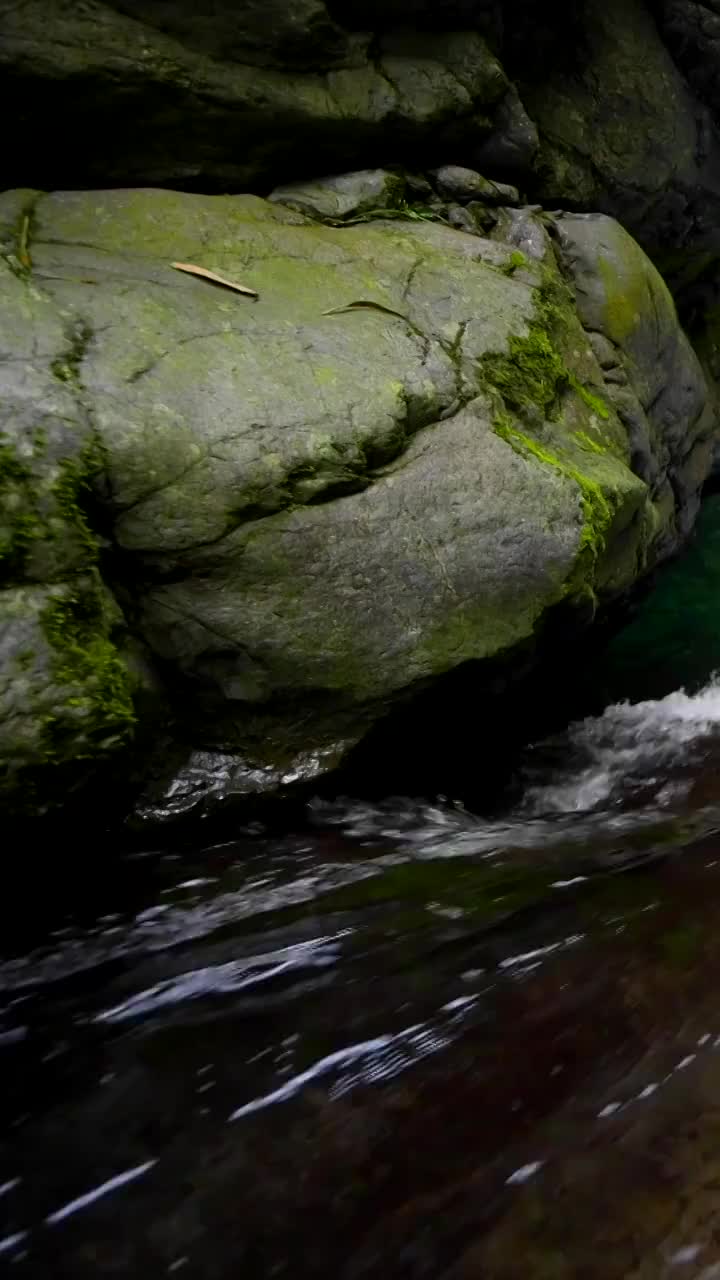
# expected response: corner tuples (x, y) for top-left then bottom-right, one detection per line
(2, 0), (720, 256)
(657, 2), (720, 120)
(8, 0), (720, 322)
(550, 212), (716, 551)
(650, 2), (720, 399)
(0, 0), (536, 192)
(0, 191), (137, 809)
(269, 169), (406, 220)
(507, 0), (720, 264)
(0, 186), (714, 805)
(430, 166), (520, 205)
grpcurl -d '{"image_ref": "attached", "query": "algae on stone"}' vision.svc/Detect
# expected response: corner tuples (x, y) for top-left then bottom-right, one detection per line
(0, 255), (136, 804)
(0, 185), (714, 803)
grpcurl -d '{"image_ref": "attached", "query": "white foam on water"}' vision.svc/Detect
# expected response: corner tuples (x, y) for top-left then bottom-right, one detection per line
(313, 680), (720, 859)
(637, 1083), (659, 1100)
(228, 994), (483, 1121)
(669, 1245), (703, 1266)
(674, 1055), (697, 1071)
(45, 1161), (157, 1226)
(597, 1102), (623, 1118)
(506, 1161), (543, 1186)
(12, 680), (720, 1007)
(95, 933), (349, 1024)
(522, 678), (720, 815)
(500, 934), (584, 971)
(0, 1233), (27, 1255)
(0, 865), (372, 991)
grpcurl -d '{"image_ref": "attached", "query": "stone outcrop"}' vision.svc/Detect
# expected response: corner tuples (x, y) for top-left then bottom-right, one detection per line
(0, 182), (713, 809)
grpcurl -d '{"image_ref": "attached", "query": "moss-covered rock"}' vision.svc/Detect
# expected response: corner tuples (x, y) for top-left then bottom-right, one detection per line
(0, 206), (137, 809)
(0, 184), (711, 810)
(550, 213), (717, 556)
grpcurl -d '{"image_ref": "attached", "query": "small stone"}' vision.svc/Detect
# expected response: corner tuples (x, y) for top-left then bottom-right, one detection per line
(430, 165), (520, 205)
(445, 204), (478, 234)
(269, 170), (405, 221)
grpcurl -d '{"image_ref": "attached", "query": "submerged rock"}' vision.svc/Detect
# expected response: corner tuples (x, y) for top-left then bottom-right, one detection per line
(0, 185), (715, 812)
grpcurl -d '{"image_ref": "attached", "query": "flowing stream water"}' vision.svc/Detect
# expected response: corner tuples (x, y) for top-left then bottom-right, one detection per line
(6, 499), (720, 1278)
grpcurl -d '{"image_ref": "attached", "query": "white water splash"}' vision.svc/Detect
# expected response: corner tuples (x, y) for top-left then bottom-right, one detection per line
(0, 1232), (28, 1256)
(499, 933), (584, 971)
(522, 678), (720, 815)
(95, 933), (348, 1024)
(506, 1161), (544, 1186)
(229, 997), (480, 1122)
(9, 681), (720, 1007)
(45, 1161), (157, 1226)
(313, 681), (720, 848)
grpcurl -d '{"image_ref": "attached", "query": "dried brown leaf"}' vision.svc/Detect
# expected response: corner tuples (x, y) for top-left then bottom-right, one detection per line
(18, 214), (31, 269)
(171, 262), (258, 298)
(322, 300), (409, 321)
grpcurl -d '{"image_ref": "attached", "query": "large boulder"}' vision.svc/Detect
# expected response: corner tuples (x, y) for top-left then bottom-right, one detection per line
(0, 185), (715, 809)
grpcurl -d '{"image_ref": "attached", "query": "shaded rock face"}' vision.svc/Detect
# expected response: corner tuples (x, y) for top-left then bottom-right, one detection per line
(657, 2), (720, 119)
(1, 0), (720, 256)
(0, 186), (714, 807)
(505, 0), (720, 261)
(5, 0), (720, 290)
(0, 0), (534, 193)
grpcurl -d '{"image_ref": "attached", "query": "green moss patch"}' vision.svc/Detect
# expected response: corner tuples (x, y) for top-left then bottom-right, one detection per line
(39, 575), (135, 762)
(501, 250), (529, 276)
(0, 434), (102, 584)
(494, 415), (613, 601)
(481, 271), (617, 603)
(482, 326), (569, 418)
(480, 277), (610, 424)
(0, 435), (40, 578)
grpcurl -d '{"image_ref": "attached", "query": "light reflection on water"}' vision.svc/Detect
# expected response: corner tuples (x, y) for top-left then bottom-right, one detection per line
(5, 677), (720, 1273)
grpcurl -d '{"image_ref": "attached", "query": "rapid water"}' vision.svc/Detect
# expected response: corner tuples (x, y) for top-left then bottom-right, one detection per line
(5, 499), (720, 1278)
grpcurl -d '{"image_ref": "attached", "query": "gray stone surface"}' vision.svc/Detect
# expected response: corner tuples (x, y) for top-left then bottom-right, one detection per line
(1, 186), (714, 809)
(430, 166), (520, 205)
(552, 212), (716, 549)
(269, 170), (405, 220)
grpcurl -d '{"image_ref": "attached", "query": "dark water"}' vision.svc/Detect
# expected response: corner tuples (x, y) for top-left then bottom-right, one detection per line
(5, 501), (720, 1278)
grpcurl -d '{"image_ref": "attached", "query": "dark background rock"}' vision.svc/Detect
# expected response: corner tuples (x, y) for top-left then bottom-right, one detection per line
(0, 0), (529, 193)
(2, 0), (720, 280)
